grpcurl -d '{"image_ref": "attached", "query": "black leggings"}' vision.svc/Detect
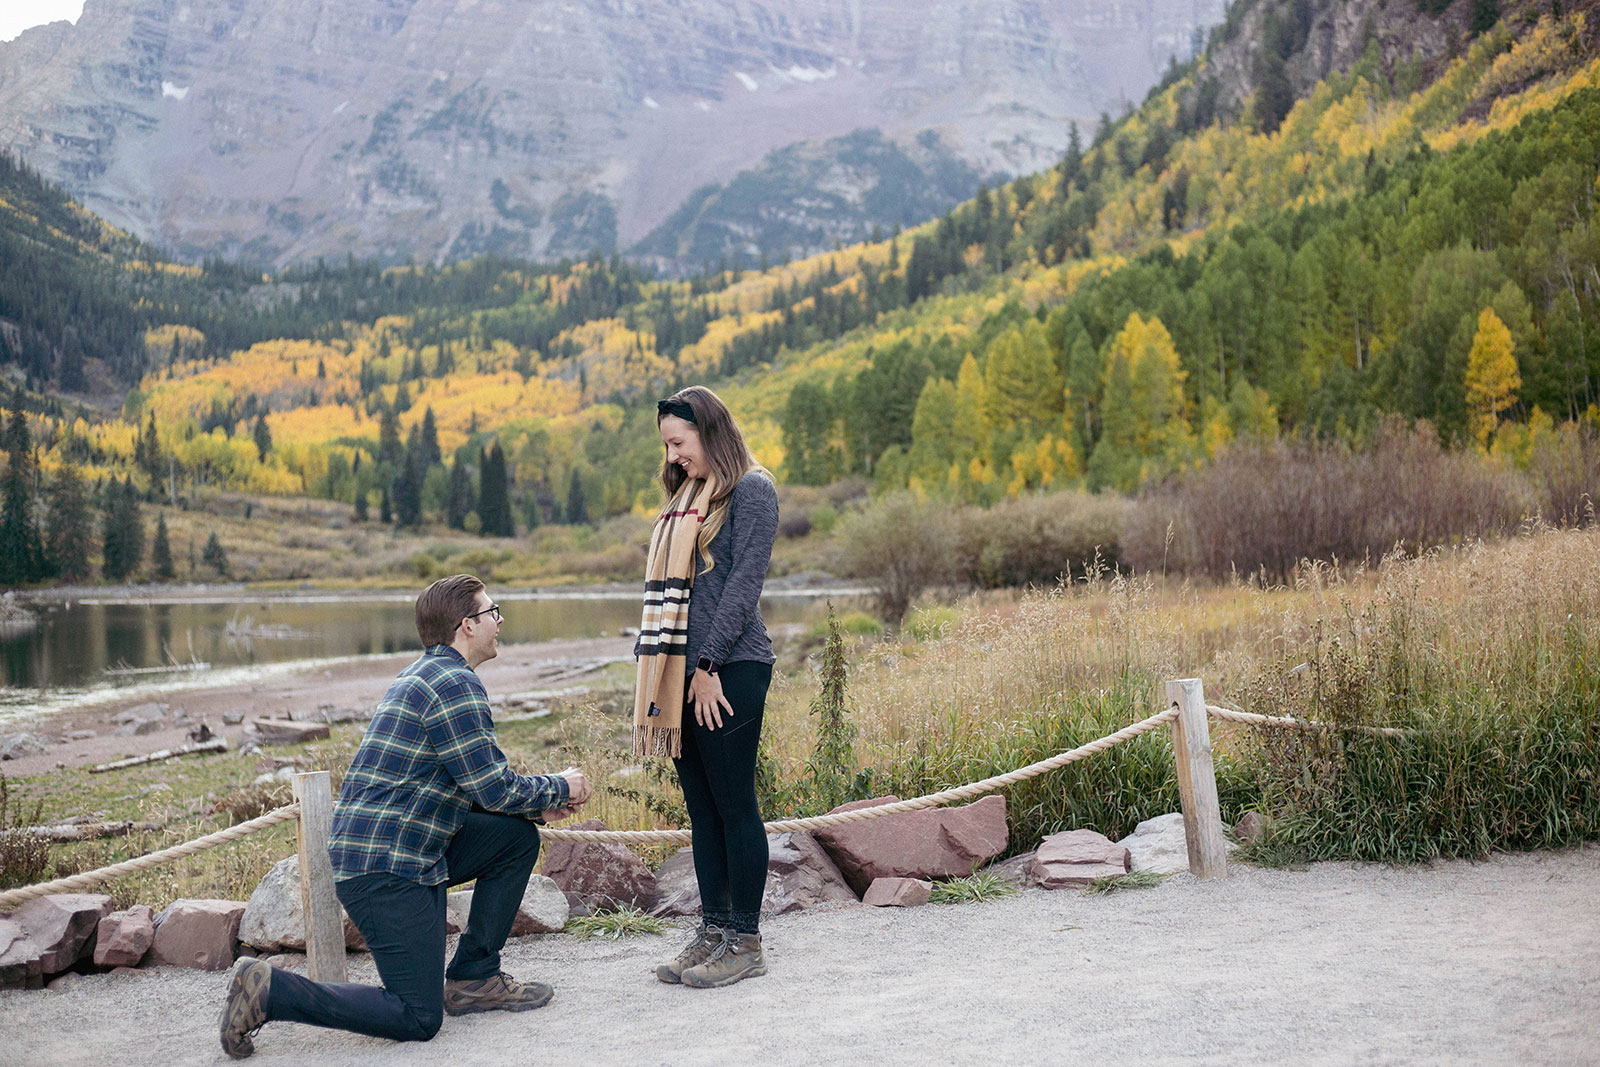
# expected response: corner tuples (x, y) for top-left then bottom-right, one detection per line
(672, 660), (771, 934)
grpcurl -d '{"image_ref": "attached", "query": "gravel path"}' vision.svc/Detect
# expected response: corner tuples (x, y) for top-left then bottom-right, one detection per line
(4, 845), (1597, 1067)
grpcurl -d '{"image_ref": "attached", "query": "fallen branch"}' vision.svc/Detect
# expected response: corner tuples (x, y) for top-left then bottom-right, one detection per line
(0, 820), (164, 842)
(89, 737), (228, 774)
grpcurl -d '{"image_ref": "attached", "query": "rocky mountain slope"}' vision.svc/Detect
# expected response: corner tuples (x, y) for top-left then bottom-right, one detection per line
(0, 0), (1221, 268)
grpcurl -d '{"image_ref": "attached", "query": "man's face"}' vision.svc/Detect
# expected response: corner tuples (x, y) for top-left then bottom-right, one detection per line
(461, 591), (501, 664)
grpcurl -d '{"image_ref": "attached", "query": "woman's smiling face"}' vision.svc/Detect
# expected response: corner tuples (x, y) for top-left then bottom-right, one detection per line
(659, 414), (707, 480)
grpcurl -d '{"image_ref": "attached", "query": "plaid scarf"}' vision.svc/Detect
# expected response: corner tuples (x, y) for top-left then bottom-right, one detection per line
(633, 477), (717, 758)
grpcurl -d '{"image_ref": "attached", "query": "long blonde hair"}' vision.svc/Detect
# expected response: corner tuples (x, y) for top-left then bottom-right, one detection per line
(656, 385), (771, 570)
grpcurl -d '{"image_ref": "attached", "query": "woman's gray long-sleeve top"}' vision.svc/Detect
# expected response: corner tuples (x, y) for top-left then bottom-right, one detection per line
(633, 471), (779, 676)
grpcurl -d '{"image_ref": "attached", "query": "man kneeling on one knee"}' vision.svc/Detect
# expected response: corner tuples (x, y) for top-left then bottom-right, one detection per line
(220, 574), (592, 1058)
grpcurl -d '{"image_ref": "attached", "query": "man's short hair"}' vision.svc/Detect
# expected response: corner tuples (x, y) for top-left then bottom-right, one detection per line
(416, 574), (486, 646)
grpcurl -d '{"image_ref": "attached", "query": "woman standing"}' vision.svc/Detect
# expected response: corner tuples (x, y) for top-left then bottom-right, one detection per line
(633, 386), (779, 989)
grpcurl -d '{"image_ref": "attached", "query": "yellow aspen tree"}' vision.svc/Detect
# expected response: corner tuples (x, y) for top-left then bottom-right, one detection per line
(1464, 306), (1520, 448)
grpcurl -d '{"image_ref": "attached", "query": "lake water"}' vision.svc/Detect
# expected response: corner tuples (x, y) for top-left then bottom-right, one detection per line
(0, 587), (852, 718)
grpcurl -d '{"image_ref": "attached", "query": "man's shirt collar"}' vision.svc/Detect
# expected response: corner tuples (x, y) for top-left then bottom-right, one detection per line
(424, 644), (468, 667)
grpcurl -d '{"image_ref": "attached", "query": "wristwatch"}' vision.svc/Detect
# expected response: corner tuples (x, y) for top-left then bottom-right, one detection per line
(696, 656), (719, 675)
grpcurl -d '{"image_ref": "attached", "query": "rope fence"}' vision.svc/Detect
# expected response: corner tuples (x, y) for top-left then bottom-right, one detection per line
(0, 804), (302, 911)
(1205, 704), (1415, 738)
(543, 705), (1182, 844)
(0, 677), (1417, 954)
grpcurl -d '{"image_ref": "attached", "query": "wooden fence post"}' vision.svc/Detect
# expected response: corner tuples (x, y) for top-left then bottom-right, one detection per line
(1164, 678), (1228, 880)
(293, 771), (348, 982)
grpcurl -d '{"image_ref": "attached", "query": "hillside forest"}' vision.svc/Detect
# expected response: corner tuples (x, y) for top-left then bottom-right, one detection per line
(0, 0), (1597, 590)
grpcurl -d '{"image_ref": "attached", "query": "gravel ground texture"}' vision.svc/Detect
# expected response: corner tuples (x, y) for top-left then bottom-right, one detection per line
(3, 844), (1597, 1067)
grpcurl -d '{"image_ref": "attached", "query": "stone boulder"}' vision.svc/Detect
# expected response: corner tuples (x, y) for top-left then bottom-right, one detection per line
(114, 718), (165, 737)
(985, 850), (1040, 888)
(239, 855), (366, 953)
(252, 719), (330, 744)
(450, 875), (569, 936)
(1031, 830), (1130, 888)
(540, 819), (656, 911)
(94, 905), (155, 967)
(149, 899), (247, 970)
(1233, 811), (1267, 845)
(650, 832), (858, 918)
(113, 703), (168, 725)
(0, 918), (43, 989)
(862, 877), (933, 907)
(0, 732), (48, 760)
(4, 893), (114, 974)
(1115, 812), (1237, 876)
(812, 795), (1009, 896)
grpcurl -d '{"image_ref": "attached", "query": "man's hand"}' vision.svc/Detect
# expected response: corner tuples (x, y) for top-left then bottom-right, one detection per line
(559, 766), (592, 807)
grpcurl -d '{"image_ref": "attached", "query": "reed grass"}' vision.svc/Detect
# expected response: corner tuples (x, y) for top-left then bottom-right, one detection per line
(739, 525), (1600, 862)
(928, 870), (1019, 904)
(566, 904), (669, 940)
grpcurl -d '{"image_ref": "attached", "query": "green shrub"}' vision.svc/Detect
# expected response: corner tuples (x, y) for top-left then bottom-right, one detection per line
(958, 491), (1126, 588)
(833, 491), (959, 623)
(905, 605), (959, 641)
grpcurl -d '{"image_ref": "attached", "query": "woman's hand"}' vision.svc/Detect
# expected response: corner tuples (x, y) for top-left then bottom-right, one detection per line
(689, 668), (735, 730)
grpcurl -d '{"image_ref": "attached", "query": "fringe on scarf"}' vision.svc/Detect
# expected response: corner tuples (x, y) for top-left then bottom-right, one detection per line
(631, 722), (683, 760)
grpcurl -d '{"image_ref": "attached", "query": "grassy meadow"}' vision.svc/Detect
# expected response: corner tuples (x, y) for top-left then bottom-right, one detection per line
(4, 525), (1597, 909)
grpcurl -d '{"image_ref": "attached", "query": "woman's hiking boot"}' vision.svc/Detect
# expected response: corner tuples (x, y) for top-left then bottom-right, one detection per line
(655, 923), (723, 984)
(680, 929), (766, 988)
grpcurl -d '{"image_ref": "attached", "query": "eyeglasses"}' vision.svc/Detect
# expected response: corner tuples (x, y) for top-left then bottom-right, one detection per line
(461, 604), (502, 625)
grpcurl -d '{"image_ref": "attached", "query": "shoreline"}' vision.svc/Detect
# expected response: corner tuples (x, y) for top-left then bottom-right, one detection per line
(0, 633), (639, 779)
(9, 573), (866, 605)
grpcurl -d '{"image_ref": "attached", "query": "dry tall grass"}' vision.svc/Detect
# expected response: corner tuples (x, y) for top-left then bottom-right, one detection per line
(579, 525), (1600, 859)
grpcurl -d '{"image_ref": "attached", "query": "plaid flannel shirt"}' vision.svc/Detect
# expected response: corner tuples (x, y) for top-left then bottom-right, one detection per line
(328, 644), (569, 885)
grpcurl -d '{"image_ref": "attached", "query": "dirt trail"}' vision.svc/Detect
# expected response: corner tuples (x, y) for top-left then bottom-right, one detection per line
(2, 845), (1595, 1067)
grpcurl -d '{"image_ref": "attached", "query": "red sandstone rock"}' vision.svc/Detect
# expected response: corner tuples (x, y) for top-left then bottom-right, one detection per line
(540, 819), (656, 911)
(149, 899), (247, 970)
(1030, 829), (1130, 888)
(650, 832), (858, 918)
(5, 893), (114, 974)
(93, 905), (154, 967)
(862, 877), (934, 907)
(0, 918), (43, 989)
(812, 795), (1009, 896)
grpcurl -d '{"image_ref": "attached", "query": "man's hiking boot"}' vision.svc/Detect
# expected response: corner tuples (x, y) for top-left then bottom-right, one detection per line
(655, 923), (723, 984)
(443, 971), (554, 1015)
(681, 929), (767, 989)
(219, 958), (271, 1059)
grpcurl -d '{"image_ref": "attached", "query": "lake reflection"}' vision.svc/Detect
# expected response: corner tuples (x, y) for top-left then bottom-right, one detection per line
(1, 590), (835, 698)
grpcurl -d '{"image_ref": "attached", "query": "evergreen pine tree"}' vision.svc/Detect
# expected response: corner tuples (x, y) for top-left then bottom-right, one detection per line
(353, 487), (369, 522)
(393, 430), (424, 527)
(378, 406), (402, 465)
(101, 478), (144, 582)
(252, 413), (272, 461)
(446, 459), (475, 530)
(0, 397), (44, 584)
(477, 445), (513, 536)
(142, 414), (163, 478)
(151, 512), (175, 580)
(420, 407), (442, 467)
(45, 462), (92, 583)
(201, 531), (230, 577)
(566, 467), (589, 526)
(379, 487), (392, 524)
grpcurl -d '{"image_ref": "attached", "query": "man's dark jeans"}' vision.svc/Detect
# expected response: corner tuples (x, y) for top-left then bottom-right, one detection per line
(264, 811), (541, 1042)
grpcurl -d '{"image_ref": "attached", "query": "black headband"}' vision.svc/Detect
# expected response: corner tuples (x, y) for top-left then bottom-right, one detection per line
(657, 399), (696, 423)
